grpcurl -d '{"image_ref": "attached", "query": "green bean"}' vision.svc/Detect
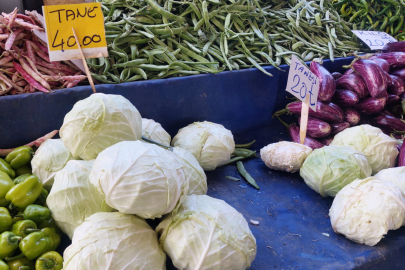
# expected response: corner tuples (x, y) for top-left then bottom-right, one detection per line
(144, 0), (185, 23)
(236, 161), (259, 190)
(130, 68), (148, 79)
(114, 59), (148, 68)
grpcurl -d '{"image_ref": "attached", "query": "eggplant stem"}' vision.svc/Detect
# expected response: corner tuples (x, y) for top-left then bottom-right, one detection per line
(272, 108), (288, 118)
(275, 115), (291, 129)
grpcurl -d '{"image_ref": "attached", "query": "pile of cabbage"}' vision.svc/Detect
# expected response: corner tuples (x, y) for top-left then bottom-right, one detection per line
(261, 124), (404, 246)
(30, 93), (256, 269)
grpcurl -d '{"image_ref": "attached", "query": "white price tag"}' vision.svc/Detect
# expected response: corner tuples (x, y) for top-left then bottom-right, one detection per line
(352, 30), (397, 50)
(286, 55), (320, 112)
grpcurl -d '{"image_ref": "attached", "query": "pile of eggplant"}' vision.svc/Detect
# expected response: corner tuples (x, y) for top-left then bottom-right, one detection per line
(275, 41), (405, 149)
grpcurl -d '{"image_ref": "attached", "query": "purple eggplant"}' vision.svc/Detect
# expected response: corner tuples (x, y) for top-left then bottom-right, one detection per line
(355, 96), (387, 115)
(371, 113), (405, 132)
(399, 142), (405, 167)
(310, 61), (336, 102)
(382, 41), (405, 53)
(386, 94), (401, 106)
(370, 58), (390, 73)
(336, 73), (369, 99)
(274, 101), (344, 123)
(332, 89), (359, 106)
(288, 125), (324, 149)
(330, 122), (350, 135)
(298, 117), (331, 138)
(391, 68), (405, 82)
(319, 136), (334, 146)
(352, 59), (387, 99)
(343, 107), (361, 126)
(384, 71), (393, 86)
(388, 75), (405, 95)
(332, 72), (343, 80)
(371, 53), (405, 69)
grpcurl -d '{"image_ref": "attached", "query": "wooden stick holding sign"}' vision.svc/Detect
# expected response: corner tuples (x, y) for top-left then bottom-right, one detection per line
(285, 56), (320, 145)
(300, 94), (310, 144)
(71, 27), (96, 93)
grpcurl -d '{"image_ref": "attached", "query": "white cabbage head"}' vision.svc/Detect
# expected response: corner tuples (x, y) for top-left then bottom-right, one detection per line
(31, 139), (74, 189)
(60, 93), (142, 160)
(47, 160), (113, 239)
(171, 121), (235, 171)
(330, 125), (398, 174)
(329, 177), (405, 246)
(173, 147), (207, 195)
(90, 141), (188, 219)
(142, 118), (171, 146)
(375, 167), (405, 192)
(156, 195), (256, 270)
(64, 212), (166, 270)
(260, 141), (312, 173)
(300, 146), (372, 197)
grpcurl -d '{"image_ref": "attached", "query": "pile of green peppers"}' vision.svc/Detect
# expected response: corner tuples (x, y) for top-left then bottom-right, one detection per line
(333, 0), (405, 41)
(0, 147), (63, 270)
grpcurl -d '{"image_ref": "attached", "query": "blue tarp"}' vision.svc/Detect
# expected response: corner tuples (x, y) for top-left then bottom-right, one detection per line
(2, 57), (404, 269)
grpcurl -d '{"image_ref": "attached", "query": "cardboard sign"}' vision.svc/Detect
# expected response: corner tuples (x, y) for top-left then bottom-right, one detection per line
(43, 3), (108, 61)
(352, 30), (397, 50)
(286, 55), (320, 112)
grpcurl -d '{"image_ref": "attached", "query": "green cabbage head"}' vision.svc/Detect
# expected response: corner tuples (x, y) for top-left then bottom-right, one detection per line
(330, 125), (398, 174)
(171, 121), (235, 171)
(47, 160), (113, 239)
(64, 212), (166, 270)
(31, 139), (75, 189)
(300, 146), (372, 197)
(156, 195), (256, 270)
(60, 93), (142, 160)
(142, 118), (171, 145)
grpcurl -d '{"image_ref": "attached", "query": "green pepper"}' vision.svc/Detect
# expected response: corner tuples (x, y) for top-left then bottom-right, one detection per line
(18, 205), (50, 225)
(11, 220), (38, 238)
(6, 256), (33, 270)
(18, 228), (60, 260)
(14, 166), (32, 178)
(0, 172), (14, 207)
(35, 252), (63, 270)
(5, 147), (33, 170)
(0, 159), (15, 179)
(34, 190), (49, 207)
(11, 216), (23, 225)
(0, 260), (9, 270)
(0, 232), (21, 260)
(0, 208), (12, 234)
(5, 175), (43, 210)
(37, 219), (61, 234)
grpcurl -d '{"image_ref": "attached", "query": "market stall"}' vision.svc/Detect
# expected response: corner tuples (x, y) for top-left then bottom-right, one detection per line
(1, 0), (405, 269)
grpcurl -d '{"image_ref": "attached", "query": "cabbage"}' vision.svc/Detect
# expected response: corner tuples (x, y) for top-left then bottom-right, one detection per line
(300, 146), (372, 197)
(260, 142), (312, 173)
(329, 177), (405, 246)
(173, 147), (207, 195)
(171, 121), (235, 171)
(90, 141), (188, 219)
(142, 118), (171, 145)
(64, 212), (166, 270)
(374, 167), (405, 192)
(47, 160), (113, 239)
(60, 93), (142, 160)
(31, 139), (74, 189)
(330, 125), (398, 174)
(156, 195), (256, 269)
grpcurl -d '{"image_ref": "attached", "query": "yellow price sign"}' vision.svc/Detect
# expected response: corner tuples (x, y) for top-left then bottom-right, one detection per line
(43, 3), (108, 61)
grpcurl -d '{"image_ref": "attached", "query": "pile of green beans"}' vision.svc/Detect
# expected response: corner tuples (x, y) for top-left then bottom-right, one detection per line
(90, 0), (365, 83)
(333, 0), (405, 41)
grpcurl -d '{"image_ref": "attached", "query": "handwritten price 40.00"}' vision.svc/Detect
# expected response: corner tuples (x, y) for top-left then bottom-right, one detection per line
(49, 7), (102, 52)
